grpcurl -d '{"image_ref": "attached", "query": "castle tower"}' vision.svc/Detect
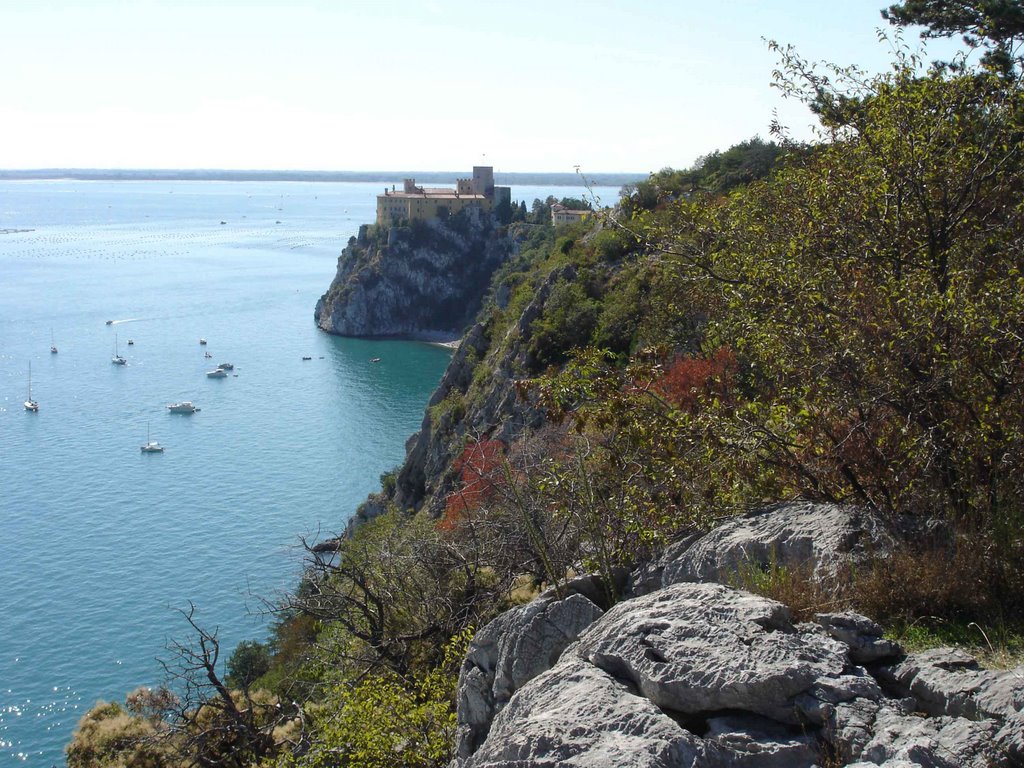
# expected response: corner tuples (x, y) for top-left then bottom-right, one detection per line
(471, 166), (495, 197)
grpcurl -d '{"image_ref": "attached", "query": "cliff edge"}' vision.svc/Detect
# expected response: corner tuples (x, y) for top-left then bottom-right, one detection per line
(315, 207), (511, 340)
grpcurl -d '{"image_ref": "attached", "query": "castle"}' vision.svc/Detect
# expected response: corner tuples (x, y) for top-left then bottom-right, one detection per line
(376, 166), (511, 225)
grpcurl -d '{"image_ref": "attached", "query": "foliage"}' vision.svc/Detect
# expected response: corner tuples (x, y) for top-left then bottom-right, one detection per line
(441, 438), (507, 530)
(287, 510), (502, 679)
(527, 277), (601, 369)
(626, 49), (1024, 561)
(620, 137), (786, 215)
(226, 640), (272, 691)
(527, 347), (760, 573)
(276, 631), (468, 768)
(883, 0), (1024, 73)
(379, 465), (400, 496)
(66, 699), (177, 768)
(727, 555), (842, 622)
(428, 389), (466, 432)
(887, 616), (1024, 668)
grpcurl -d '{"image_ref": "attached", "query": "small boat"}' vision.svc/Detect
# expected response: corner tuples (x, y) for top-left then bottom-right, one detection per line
(50, 329), (58, 354)
(206, 368), (228, 378)
(105, 320), (113, 325)
(127, 339), (134, 346)
(204, 351), (212, 358)
(167, 401), (200, 413)
(24, 362), (39, 412)
(199, 338), (207, 345)
(370, 357), (381, 363)
(302, 356), (312, 361)
(111, 334), (127, 365)
(216, 362), (234, 370)
(140, 423), (164, 453)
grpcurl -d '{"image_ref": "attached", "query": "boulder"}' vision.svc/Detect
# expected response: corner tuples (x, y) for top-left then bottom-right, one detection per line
(855, 706), (1004, 767)
(888, 647), (1024, 720)
(815, 612), (903, 665)
(453, 583), (605, 759)
(661, 502), (895, 587)
(574, 582), (851, 726)
(459, 654), (703, 768)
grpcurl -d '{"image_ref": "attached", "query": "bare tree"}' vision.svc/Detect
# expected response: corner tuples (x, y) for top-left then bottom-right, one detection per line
(157, 603), (291, 767)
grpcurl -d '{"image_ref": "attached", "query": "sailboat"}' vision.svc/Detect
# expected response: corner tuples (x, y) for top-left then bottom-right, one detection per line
(24, 362), (38, 412)
(112, 333), (127, 365)
(50, 329), (58, 354)
(140, 422), (164, 453)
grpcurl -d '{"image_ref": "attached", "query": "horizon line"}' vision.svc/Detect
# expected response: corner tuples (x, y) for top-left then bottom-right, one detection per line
(0, 167), (647, 179)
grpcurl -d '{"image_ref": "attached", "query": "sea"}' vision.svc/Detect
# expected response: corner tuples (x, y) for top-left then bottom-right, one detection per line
(0, 177), (620, 766)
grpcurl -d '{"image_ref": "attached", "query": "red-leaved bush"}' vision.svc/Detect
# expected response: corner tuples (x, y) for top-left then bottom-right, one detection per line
(652, 347), (736, 411)
(440, 439), (507, 531)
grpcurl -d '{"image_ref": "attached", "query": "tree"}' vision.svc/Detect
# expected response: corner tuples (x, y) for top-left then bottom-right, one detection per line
(158, 604), (292, 767)
(285, 510), (502, 678)
(883, 0), (1024, 73)
(226, 640), (272, 691)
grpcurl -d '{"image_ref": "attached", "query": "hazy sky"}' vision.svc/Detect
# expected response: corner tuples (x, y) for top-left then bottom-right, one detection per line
(0, 0), (963, 173)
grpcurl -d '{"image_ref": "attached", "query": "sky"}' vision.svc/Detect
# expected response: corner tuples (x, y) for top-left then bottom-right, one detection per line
(0, 0), (967, 174)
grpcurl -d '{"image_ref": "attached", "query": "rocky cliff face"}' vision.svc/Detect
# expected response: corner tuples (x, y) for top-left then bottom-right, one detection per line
(315, 207), (512, 339)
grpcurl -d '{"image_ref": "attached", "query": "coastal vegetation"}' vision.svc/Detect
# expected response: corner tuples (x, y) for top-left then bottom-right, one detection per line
(68, 3), (1024, 765)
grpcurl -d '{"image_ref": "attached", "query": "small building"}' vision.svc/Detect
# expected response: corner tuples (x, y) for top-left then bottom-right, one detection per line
(376, 166), (511, 225)
(551, 203), (591, 226)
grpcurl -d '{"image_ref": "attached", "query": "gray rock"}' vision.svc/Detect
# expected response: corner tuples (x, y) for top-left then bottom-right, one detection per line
(662, 501), (895, 586)
(830, 697), (884, 763)
(460, 654), (703, 768)
(316, 206), (510, 339)
(816, 612), (903, 665)
(461, 655), (824, 768)
(701, 713), (818, 766)
(574, 582), (848, 725)
(995, 710), (1024, 764)
(857, 705), (1004, 767)
(891, 647), (1024, 720)
(454, 589), (605, 758)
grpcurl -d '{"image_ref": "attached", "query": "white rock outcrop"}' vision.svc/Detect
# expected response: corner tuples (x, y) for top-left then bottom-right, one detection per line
(453, 503), (1023, 767)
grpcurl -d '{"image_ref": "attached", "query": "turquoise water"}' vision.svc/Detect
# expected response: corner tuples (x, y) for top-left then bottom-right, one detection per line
(0, 178), (616, 766)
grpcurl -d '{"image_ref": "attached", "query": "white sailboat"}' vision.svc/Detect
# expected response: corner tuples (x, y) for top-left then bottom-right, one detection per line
(50, 328), (58, 354)
(112, 333), (127, 365)
(24, 362), (38, 412)
(140, 423), (164, 453)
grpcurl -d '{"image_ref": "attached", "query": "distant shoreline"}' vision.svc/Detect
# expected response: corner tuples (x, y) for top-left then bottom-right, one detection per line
(0, 168), (645, 187)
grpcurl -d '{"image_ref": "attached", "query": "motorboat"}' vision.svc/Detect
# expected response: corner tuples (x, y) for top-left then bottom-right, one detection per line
(204, 351), (212, 358)
(24, 362), (38, 412)
(127, 339), (134, 345)
(302, 356), (312, 361)
(216, 362), (234, 370)
(105, 320), (113, 325)
(206, 368), (228, 378)
(370, 357), (381, 363)
(140, 424), (164, 453)
(199, 338), (207, 345)
(167, 401), (200, 413)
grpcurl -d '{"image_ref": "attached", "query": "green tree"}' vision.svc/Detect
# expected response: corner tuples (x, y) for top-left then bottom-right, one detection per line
(883, 0), (1024, 73)
(226, 640), (272, 691)
(276, 631), (469, 768)
(622, 47), (1024, 566)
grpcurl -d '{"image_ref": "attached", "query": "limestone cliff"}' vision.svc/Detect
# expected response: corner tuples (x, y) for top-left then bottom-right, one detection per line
(315, 207), (511, 339)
